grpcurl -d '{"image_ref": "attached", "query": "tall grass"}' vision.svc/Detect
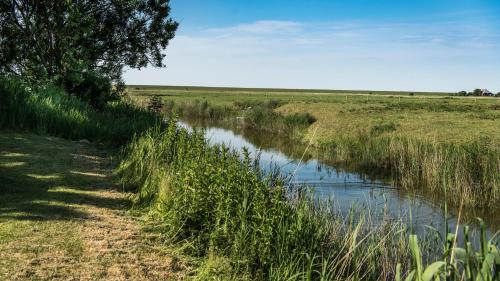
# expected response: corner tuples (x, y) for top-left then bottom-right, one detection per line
(116, 121), (417, 280)
(0, 76), (158, 146)
(321, 134), (500, 208)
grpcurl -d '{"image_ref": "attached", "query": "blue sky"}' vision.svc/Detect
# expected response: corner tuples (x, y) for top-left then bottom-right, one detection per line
(124, 0), (500, 92)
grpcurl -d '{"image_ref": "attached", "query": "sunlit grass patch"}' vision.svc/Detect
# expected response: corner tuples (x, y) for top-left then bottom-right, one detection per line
(26, 174), (62, 180)
(70, 171), (108, 178)
(0, 161), (26, 168)
(1, 152), (30, 157)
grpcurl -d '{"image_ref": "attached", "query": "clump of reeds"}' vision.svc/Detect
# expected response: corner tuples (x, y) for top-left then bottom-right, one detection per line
(167, 100), (235, 121)
(321, 134), (500, 209)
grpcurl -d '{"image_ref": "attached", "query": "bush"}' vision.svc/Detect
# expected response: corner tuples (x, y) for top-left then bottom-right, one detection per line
(472, 89), (482, 96)
(60, 69), (118, 110)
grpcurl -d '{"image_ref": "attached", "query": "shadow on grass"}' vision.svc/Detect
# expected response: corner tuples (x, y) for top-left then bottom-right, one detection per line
(0, 131), (127, 222)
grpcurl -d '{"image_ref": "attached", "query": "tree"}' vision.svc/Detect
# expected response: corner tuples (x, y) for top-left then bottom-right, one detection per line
(472, 89), (482, 96)
(0, 0), (178, 82)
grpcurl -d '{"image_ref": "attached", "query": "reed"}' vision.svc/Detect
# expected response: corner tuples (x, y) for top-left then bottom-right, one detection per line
(320, 134), (500, 208)
(162, 99), (316, 138)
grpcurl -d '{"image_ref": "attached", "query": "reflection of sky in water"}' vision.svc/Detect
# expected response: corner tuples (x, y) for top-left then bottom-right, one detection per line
(178, 122), (493, 239)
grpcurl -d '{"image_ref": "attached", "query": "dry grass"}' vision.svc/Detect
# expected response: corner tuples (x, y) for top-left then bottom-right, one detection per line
(0, 131), (188, 280)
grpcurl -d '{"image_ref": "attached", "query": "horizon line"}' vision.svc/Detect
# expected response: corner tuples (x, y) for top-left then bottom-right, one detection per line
(126, 84), (454, 94)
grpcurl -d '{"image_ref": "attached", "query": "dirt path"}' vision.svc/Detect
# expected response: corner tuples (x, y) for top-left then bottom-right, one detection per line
(0, 132), (186, 280)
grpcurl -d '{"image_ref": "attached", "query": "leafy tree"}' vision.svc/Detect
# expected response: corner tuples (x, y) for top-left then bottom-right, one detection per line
(0, 0), (178, 106)
(472, 89), (482, 96)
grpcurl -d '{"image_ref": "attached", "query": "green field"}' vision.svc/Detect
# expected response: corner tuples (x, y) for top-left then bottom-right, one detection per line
(129, 84), (452, 96)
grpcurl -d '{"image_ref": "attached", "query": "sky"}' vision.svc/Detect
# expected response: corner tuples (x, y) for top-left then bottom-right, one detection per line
(124, 0), (500, 92)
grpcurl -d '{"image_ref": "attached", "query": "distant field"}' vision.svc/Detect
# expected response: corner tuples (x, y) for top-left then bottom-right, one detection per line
(127, 85), (499, 145)
(128, 84), (451, 97)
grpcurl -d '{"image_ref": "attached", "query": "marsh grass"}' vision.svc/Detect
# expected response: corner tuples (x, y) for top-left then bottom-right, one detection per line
(320, 135), (499, 208)
(398, 219), (499, 281)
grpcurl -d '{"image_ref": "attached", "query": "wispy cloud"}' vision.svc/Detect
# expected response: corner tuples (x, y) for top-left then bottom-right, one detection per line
(208, 20), (305, 35)
(125, 19), (500, 92)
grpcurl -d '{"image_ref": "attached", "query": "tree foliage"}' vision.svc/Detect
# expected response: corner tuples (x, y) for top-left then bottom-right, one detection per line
(0, 0), (178, 106)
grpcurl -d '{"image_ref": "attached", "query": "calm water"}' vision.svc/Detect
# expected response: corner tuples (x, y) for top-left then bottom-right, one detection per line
(179, 119), (499, 237)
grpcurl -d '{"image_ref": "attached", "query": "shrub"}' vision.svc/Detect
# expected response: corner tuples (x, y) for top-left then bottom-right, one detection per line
(61, 69), (117, 110)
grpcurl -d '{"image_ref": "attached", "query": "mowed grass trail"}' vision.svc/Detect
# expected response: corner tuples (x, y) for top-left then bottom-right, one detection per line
(0, 131), (186, 280)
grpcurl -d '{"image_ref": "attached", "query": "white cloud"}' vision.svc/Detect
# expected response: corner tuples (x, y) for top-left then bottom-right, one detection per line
(208, 20), (305, 35)
(125, 20), (500, 92)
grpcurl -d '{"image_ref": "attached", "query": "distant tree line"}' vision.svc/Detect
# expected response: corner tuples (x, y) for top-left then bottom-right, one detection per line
(0, 0), (177, 109)
(452, 89), (500, 97)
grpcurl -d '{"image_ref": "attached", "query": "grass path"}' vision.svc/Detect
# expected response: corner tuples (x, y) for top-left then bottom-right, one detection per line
(0, 132), (186, 280)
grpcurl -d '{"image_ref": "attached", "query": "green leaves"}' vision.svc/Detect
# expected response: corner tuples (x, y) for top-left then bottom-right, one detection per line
(0, 1), (178, 83)
(401, 222), (499, 281)
(421, 262), (445, 281)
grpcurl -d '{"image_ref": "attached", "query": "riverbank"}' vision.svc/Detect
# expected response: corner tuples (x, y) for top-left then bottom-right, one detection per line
(128, 86), (500, 209)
